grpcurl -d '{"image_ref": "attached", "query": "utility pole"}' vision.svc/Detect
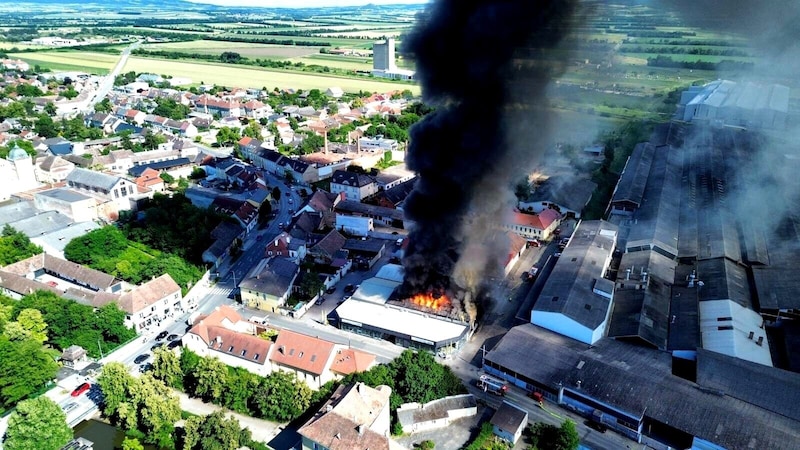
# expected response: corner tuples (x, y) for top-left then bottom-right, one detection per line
(97, 339), (104, 359)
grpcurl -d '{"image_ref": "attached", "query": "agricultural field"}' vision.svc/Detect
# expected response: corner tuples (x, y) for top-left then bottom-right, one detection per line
(121, 56), (420, 94)
(8, 51), (116, 73)
(141, 40), (320, 58)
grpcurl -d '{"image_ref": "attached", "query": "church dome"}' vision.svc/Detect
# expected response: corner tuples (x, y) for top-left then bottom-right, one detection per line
(7, 143), (28, 161)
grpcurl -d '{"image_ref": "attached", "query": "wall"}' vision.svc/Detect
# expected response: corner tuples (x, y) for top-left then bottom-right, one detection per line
(531, 312), (596, 345)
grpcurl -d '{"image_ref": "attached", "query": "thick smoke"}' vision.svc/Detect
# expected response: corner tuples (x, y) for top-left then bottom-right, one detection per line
(400, 0), (581, 315)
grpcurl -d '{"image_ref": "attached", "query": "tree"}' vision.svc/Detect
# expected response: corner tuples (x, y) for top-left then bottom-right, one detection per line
(95, 97), (112, 113)
(215, 127), (240, 147)
(64, 226), (128, 266)
(152, 346), (183, 389)
(33, 114), (58, 138)
(257, 201), (272, 225)
(180, 348), (202, 393)
(271, 186), (281, 201)
(3, 308), (47, 344)
(252, 370), (312, 421)
(43, 102), (56, 116)
(527, 420), (580, 450)
(143, 132), (167, 150)
(221, 367), (259, 414)
(195, 356), (228, 402)
(182, 410), (253, 450)
(189, 167), (206, 180)
(97, 361), (135, 419)
(514, 177), (531, 202)
(0, 336), (58, 409)
(122, 437), (145, 450)
(3, 396), (72, 450)
(160, 172), (175, 184)
(62, 86), (78, 100)
(0, 225), (42, 266)
(242, 120), (261, 139)
(220, 52), (243, 64)
(131, 375), (181, 447)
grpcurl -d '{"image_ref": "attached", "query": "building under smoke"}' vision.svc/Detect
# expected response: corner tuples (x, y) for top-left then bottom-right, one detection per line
(678, 80), (789, 130)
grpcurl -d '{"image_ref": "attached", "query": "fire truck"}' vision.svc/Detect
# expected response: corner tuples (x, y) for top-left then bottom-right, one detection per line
(477, 374), (509, 396)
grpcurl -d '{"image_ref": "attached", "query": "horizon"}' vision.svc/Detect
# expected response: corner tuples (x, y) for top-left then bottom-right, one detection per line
(184, 0), (428, 7)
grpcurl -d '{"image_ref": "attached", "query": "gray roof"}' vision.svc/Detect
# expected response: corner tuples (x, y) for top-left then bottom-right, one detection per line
(36, 188), (93, 203)
(611, 143), (654, 207)
(5, 211), (73, 238)
(528, 176), (598, 213)
(752, 267), (800, 311)
(0, 201), (38, 226)
(0, 270), (61, 297)
(696, 258), (752, 309)
(490, 401), (527, 432)
(343, 238), (386, 255)
(379, 178), (417, 206)
(2, 253), (117, 291)
(625, 146), (680, 258)
(485, 324), (800, 450)
(533, 220), (617, 330)
(30, 221), (101, 256)
(335, 200), (404, 221)
(66, 167), (121, 191)
(696, 348), (800, 423)
(239, 257), (298, 297)
(397, 394), (476, 428)
(331, 170), (375, 188)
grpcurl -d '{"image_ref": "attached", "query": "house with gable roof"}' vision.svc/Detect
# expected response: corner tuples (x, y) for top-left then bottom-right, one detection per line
(298, 382), (399, 450)
(503, 208), (562, 241)
(118, 273), (183, 332)
(66, 167), (136, 213)
(240, 257), (299, 312)
(268, 329), (337, 389)
(330, 169), (378, 201)
(182, 305), (273, 376)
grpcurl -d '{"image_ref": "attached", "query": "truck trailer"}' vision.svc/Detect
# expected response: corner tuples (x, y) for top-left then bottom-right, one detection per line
(477, 374), (509, 396)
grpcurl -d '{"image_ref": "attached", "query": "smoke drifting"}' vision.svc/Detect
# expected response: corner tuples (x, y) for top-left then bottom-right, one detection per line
(400, 0), (581, 318)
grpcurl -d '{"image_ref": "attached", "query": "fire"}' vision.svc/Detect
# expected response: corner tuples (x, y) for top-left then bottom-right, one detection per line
(409, 292), (451, 310)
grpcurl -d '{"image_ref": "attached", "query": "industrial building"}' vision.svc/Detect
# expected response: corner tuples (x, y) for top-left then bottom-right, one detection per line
(491, 110), (800, 448)
(678, 80), (789, 130)
(371, 38), (415, 80)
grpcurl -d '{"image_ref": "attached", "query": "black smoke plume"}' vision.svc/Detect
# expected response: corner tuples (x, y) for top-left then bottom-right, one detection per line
(401, 0), (581, 316)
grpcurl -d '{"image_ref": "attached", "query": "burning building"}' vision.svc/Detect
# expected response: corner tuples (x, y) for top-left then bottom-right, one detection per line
(400, 0), (583, 324)
(334, 264), (471, 354)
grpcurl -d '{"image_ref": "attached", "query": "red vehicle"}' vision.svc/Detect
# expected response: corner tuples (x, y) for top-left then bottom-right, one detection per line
(71, 382), (91, 397)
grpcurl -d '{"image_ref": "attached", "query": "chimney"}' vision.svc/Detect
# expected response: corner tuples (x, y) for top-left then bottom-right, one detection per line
(625, 268), (631, 280)
(757, 336), (764, 346)
(748, 331), (754, 340)
(357, 424), (365, 435)
(576, 380), (581, 388)
(324, 130), (328, 153)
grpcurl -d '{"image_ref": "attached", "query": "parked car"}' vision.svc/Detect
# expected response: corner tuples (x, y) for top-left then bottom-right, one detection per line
(344, 284), (355, 294)
(139, 363), (153, 373)
(585, 420), (607, 433)
(151, 342), (164, 351)
(315, 297), (326, 306)
(134, 353), (150, 364)
(167, 334), (179, 341)
(71, 383), (91, 397)
(168, 340), (182, 349)
(156, 330), (169, 340)
(62, 402), (79, 413)
(325, 286), (336, 294)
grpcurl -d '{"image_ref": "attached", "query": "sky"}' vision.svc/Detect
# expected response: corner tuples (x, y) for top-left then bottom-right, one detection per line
(185, 0), (428, 7)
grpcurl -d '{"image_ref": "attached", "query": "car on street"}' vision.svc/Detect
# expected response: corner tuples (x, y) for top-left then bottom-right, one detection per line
(554, 252), (562, 258)
(139, 363), (153, 373)
(344, 284), (355, 294)
(168, 340), (182, 349)
(62, 402), (79, 413)
(134, 353), (151, 364)
(585, 420), (608, 433)
(71, 383), (91, 397)
(151, 342), (164, 351)
(527, 267), (539, 280)
(315, 297), (326, 305)
(167, 334), (179, 341)
(156, 330), (169, 340)
(325, 286), (336, 294)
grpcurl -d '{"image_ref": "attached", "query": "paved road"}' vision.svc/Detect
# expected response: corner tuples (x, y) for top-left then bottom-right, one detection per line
(177, 392), (282, 443)
(83, 41), (139, 113)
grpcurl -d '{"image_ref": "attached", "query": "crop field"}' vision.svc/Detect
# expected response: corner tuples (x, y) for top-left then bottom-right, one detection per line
(9, 51), (117, 73)
(220, 33), (374, 49)
(318, 30), (405, 39)
(141, 40), (319, 58)
(121, 56), (420, 94)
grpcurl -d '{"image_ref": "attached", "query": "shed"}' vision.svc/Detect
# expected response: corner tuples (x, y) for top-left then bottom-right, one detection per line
(491, 401), (528, 445)
(61, 345), (87, 367)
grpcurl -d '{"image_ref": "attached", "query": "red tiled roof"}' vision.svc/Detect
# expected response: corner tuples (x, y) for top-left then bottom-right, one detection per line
(330, 348), (376, 375)
(117, 274), (180, 314)
(270, 329), (336, 376)
(511, 208), (561, 230)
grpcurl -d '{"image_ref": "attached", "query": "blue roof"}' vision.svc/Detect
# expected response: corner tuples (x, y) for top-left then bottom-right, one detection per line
(48, 142), (73, 156)
(129, 158), (191, 177)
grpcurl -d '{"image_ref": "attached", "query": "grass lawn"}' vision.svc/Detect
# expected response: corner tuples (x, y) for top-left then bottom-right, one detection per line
(122, 56), (420, 94)
(299, 54), (373, 70)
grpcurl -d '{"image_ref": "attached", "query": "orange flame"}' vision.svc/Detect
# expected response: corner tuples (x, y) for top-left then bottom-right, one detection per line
(409, 292), (451, 310)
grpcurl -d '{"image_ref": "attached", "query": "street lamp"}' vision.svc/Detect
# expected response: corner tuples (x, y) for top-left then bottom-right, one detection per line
(97, 339), (104, 359)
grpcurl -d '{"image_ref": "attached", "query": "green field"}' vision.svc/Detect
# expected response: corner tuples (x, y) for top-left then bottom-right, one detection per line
(121, 56), (420, 94)
(141, 40), (320, 58)
(9, 51), (116, 73)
